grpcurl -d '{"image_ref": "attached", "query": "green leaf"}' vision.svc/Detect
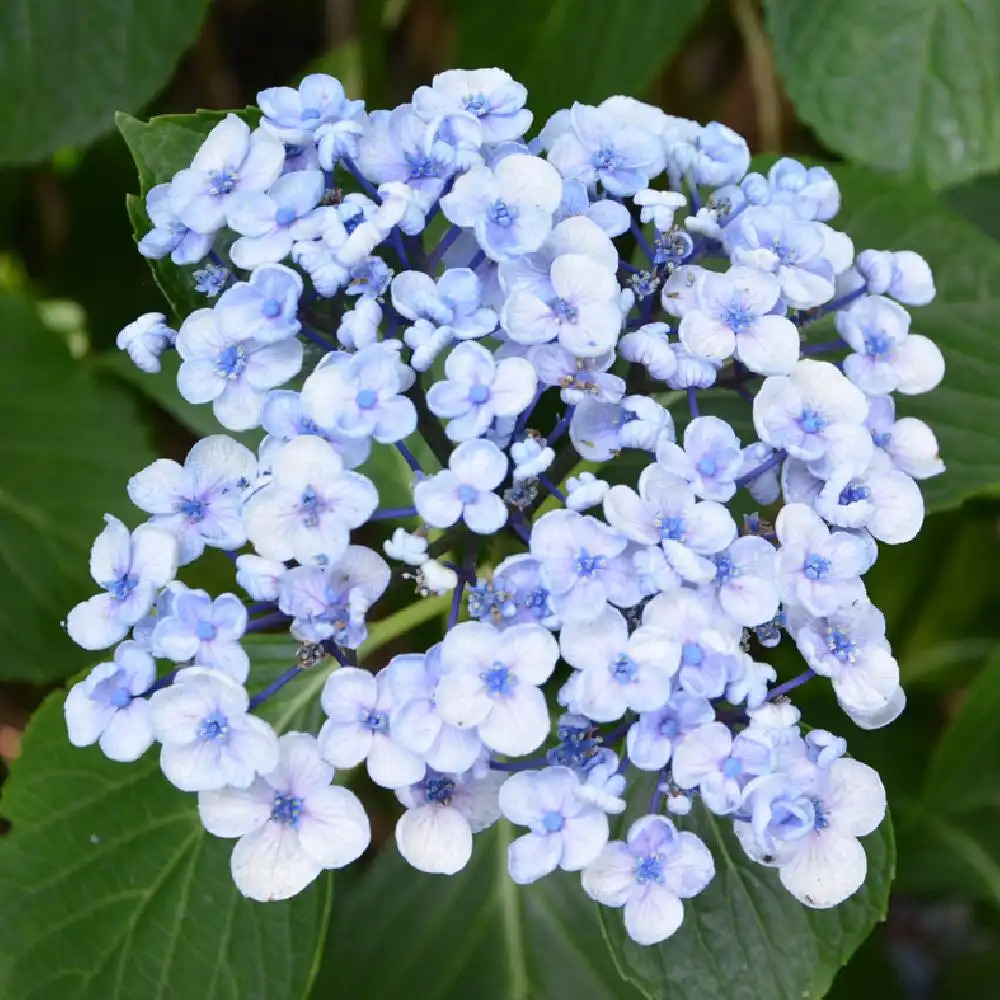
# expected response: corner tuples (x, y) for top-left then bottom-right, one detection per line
(599, 800), (895, 1000)
(0, 638), (332, 1000)
(0, 291), (156, 683)
(830, 165), (1000, 511)
(764, 0), (1000, 188)
(923, 649), (1000, 813)
(450, 0), (707, 124)
(894, 801), (1000, 910)
(0, 0), (209, 165)
(117, 110), (257, 323)
(313, 822), (644, 1000)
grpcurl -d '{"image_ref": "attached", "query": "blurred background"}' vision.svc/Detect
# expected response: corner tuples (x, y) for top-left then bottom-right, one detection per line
(1, 1), (1000, 997)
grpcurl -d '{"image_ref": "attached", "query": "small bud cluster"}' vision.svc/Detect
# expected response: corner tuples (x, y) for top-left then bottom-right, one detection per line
(69, 68), (943, 937)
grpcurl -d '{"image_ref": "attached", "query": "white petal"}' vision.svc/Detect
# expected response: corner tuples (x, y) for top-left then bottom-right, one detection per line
(507, 832), (562, 884)
(778, 830), (867, 908)
(825, 758), (886, 838)
(297, 785), (371, 868)
(623, 884), (684, 945)
(396, 804), (473, 874)
(230, 822), (323, 901)
(198, 780), (273, 837)
(581, 842), (636, 906)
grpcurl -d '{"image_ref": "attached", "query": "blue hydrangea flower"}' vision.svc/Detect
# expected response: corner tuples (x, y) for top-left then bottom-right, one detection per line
(434, 621), (558, 756)
(227, 169), (327, 269)
(64, 641), (156, 761)
(127, 434), (256, 565)
(427, 341), (536, 442)
(582, 814), (714, 945)
(317, 667), (424, 789)
(258, 73), (365, 144)
(277, 545), (390, 647)
(151, 587), (250, 682)
(395, 768), (504, 874)
(498, 766), (611, 883)
(169, 115), (284, 235)
(384, 648), (485, 774)
(199, 731), (370, 901)
(66, 515), (179, 650)
(414, 438), (508, 534)
(116, 312), (176, 374)
(175, 307), (303, 431)
(214, 263), (303, 343)
(137, 183), (213, 264)
(412, 68), (532, 144)
(243, 435), (378, 567)
(149, 667), (279, 791)
(300, 342), (417, 444)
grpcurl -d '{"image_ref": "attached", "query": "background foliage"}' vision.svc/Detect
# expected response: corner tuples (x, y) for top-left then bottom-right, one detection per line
(1, 0), (999, 997)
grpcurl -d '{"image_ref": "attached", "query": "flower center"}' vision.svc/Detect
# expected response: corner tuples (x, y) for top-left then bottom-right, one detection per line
(481, 662), (517, 698)
(299, 486), (325, 527)
(457, 484), (478, 505)
(825, 627), (857, 664)
(634, 853), (665, 884)
(610, 653), (638, 682)
(541, 810), (565, 833)
(574, 548), (607, 577)
(462, 93), (489, 116)
(714, 553), (737, 583)
(275, 206), (297, 227)
(216, 343), (248, 380)
(657, 515), (685, 541)
(178, 497), (206, 522)
(681, 642), (703, 667)
(467, 383), (490, 405)
(208, 168), (237, 197)
(803, 554), (831, 580)
(361, 709), (389, 732)
(271, 793), (304, 827)
(697, 456), (718, 477)
(551, 297), (579, 323)
(659, 716), (679, 738)
(197, 710), (230, 741)
(356, 388), (379, 410)
(301, 107), (321, 121)
(838, 481), (871, 505)
(595, 147), (621, 172)
(195, 620), (217, 641)
(489, 198), (514, 226)
(262, 297), (282, 318)
(105, 572), (139, 602)
(424, 776), (456, 805)
(722, 757), (743, 779)
(798, 407), (826, 434)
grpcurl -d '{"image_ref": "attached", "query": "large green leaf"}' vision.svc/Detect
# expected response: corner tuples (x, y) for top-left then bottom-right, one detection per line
(923, 649), (1000, 813)
(0, 0), (208, 165)
(0, 291), (155, 683)
(765, 0), (1000, 188)
(830, 165), (1000, 511)
(599, 800), (895, 1000)
(450, 0), (707, 125)
(117, 110), (257, 323)
(0, 636), (332, 1000)
(313, 821), (644, 1000)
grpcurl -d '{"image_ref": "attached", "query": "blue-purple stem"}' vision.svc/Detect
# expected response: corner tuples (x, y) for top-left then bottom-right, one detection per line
(249, 665), (304, 710)
(489, 755), (549, 772)
(768, 669), (815, 701)
(429, 224), (463, 270)
(649, 774), (666, 814)
(341, 156), (381, 202)
(142, 669), (179, 697)
(734, 448), (786, 488)
(802, 339), (847, 356)
(537, 474), (566, 503)
(247, 611), (290, 633)
(687, 386), (700, 418)
(395, 440), (423, 473)
(370, 506), (418, 521)
(301, 324), (335, 351)
(388, 228), (411, 269)
(547, 406), (574, 445)
(508, 516), (531, 546)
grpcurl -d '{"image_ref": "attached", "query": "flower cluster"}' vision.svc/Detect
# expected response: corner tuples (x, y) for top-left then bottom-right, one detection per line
(73, 67), (944, 940)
